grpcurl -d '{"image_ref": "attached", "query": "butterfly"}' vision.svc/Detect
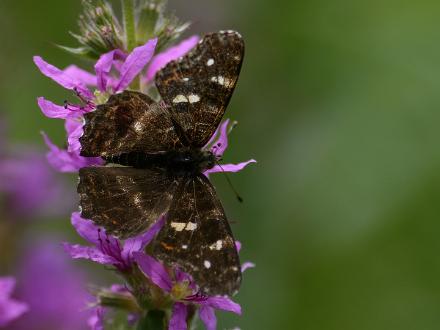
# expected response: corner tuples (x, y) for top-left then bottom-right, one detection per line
(78, 31), (245, 296)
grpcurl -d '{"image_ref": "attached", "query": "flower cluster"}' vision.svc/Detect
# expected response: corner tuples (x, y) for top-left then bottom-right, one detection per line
(64, 210), (254, 330)
(33, 1), (256, 329)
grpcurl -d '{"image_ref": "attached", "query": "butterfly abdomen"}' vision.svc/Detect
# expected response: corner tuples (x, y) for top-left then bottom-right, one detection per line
(104, 149), (216, 174)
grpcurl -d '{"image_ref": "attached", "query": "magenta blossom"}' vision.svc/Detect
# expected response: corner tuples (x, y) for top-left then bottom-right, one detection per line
(204, 119), (256, 175)
(0, 146), (74, 218)
(64, 212), (165, 271)
(133, 253), (241, 330)
(0, 277), (28, 327)
(87, 307), (105, 330)
(10, 240), (92, 330)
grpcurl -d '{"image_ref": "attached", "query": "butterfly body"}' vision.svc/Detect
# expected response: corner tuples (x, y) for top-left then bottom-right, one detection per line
(104, 149), (216, 174)
(78, 31), (245, 295)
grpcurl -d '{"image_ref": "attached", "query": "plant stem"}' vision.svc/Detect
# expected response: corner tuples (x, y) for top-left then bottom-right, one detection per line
(122, 0), (140, 90)
(137, 310), (166, 330)
(122, 0), (136, 52)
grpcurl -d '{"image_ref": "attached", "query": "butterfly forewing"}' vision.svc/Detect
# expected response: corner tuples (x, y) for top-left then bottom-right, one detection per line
(80, 91), (183, 157)
(155, 31), (244, 147)
(78, 166), (179, 238)
(152, 174), (241, 296)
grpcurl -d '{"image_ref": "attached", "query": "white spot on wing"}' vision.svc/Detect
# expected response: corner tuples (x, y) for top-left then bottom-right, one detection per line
(182, 77), (189, 81)
(211, 76), (234, 88)
(182, 245), (188, 249)
(206, 58), (214, 66)
(172, 95), (188, 103)
(133, 193), (142, 205)
(186, 222), (197, 231)
(133, 121), (143, 132)
(171, 222), (198, 231)
(209, 240), (223, 250)
(204, 260), (211, 269)
(188, 94), (200, 103)
(171, 222), (186, 231)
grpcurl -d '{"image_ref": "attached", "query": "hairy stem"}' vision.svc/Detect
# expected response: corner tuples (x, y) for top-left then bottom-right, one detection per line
(122, 0), (140, 90)
(122, 0), (136, 51)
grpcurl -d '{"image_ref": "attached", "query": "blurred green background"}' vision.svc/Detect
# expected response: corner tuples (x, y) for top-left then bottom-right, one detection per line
(2, 0), (440, 329)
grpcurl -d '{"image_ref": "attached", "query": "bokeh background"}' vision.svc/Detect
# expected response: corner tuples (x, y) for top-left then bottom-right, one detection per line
(1, 0), (440, 329)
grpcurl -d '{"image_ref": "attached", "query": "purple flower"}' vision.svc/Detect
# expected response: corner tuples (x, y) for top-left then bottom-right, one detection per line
(0, 136), (74, 218)
(10, 240), (92, 330)
(64, 212), (165, 271)
(133, 253), (241, 330)
(42, 131), (103, 173)
(0, 277), (28, 327)
(87, 307), (105, 330)
(235, 241), (256, 273)
(204, 119), (256, 175)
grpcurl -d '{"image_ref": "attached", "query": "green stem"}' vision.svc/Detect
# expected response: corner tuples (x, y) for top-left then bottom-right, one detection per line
(122, 0), (136, 51)
(137, 310), (166, 330)
(122, 0), (140, 90)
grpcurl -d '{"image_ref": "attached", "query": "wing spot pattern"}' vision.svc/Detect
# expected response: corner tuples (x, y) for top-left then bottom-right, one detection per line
(172, 95), (188, 103)
(171, 221), (198, 231)
(188, 94), (200, 103)
(209, 240), (223, 250)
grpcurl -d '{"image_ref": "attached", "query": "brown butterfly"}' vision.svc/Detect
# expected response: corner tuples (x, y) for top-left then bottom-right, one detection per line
(78, 31), (244, 295)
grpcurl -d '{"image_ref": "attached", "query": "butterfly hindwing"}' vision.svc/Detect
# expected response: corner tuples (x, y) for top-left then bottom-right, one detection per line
(156, 31), (245, 147)
(152, 174), (241, 296)
(78, 166), (179, 238)
(80, 91), (183, 157)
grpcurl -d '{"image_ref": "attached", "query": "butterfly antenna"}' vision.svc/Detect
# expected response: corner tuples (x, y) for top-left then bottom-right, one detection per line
(215, 161), (243, 203)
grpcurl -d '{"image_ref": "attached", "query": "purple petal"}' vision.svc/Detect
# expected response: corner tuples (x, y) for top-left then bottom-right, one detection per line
(42, 133), (102, 172)
(235, 241), (242, 253)
(204, 296), (241, 315)
(145, 35), (199, 82)
(70, 212), (101, 245)
(174, 268), (193, 286)
(199, 305), (217, 330)
(33, 56), (93, 100)
(65, 119), (84, 153)
(169, 303), (188, 330)
(114, 38), (157, 91)
(133, 252), (172, 292)
(37, 97), (80, 119)
(241, 262), (256, 273)
(94, 49), (126, 92)
(63, 243), (117, 265)
(205, 159), (256, 175)
(87, 307), (105, 330)
(210, 119), (230, 157)
(122, 216), (166, 261)
(0, 299), (29, 327)
(0, 277), (16, 298)
(63, 65), (97, 86)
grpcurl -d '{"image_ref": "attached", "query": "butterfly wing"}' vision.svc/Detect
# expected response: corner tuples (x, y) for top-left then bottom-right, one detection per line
(155, 31), (244, 148)
(80, 91), (183, 157)
(152, 174), (241, 296)
(78, 166), (179, 238)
